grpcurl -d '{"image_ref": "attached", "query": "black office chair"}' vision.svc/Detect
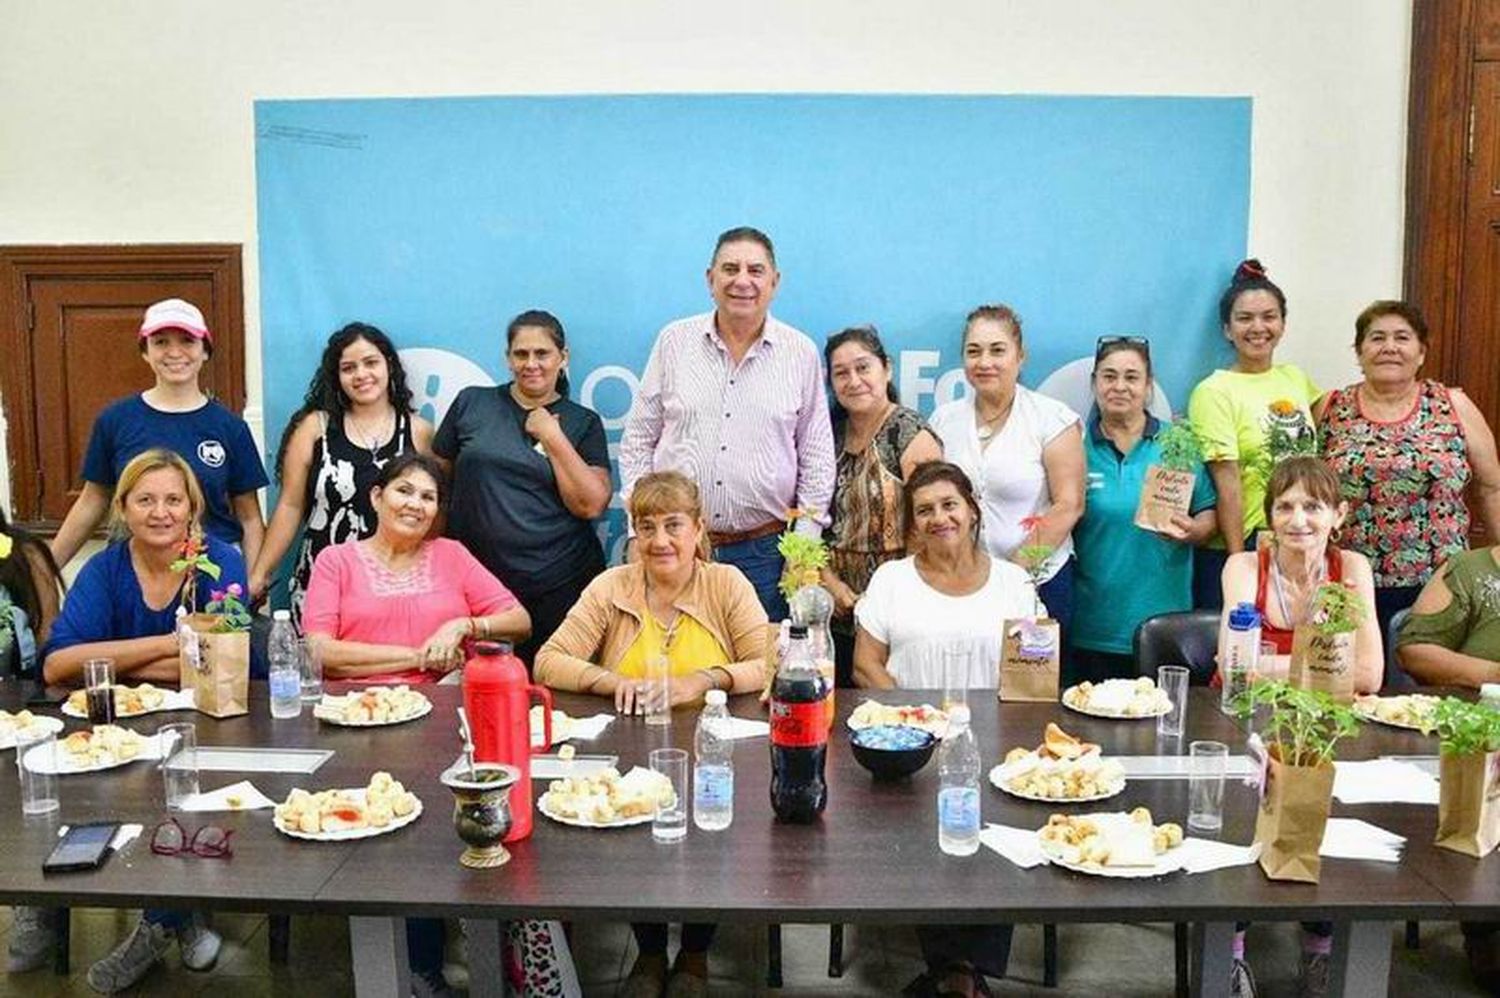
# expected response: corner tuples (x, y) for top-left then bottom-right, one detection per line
(1383, 607), (1415, 692)
(1132, 610), (1220, 686)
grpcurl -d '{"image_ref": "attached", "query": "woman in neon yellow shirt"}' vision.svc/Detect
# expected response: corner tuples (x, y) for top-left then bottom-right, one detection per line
(1187, 259), (1321, 610)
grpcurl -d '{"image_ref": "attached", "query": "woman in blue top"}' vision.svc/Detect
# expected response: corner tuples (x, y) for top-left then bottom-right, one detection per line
(47, 298), (267, 573)
(40, 449), (241, 992)
(1071, 337), (1218, 684)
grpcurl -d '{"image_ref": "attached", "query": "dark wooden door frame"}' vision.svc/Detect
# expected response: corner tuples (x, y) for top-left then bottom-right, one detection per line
(0, 244), (244, 527)
(1406, 0), (1479, 385)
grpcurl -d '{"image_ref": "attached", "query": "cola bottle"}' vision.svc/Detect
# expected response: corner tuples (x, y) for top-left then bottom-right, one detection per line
(770, 624), (829, 822)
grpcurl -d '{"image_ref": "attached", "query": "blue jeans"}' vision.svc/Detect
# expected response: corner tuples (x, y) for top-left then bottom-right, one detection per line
(1037, 558), (1074, 637)
(714, 534), (788, 621)
(143, 909), (188, 931)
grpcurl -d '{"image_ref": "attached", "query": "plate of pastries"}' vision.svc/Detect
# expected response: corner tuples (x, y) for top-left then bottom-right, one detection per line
(1352, 694), (1441, 733)
(846, 700), (949, 736)
(273, 772), (422, 840)
(991, 723), (1127, 802)
(1037, 807), (1186, 877)
(62, 683), (191, 719)
(24, 725), (153, 774)
(538, 767), (675, 828)
(0, 709), (64, 750)
(1061, 678), (1172, 719)
(313, 686), (432, 726)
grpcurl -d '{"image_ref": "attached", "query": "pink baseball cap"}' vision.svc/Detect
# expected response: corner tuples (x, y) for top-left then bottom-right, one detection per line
(138, 298), (211, 344)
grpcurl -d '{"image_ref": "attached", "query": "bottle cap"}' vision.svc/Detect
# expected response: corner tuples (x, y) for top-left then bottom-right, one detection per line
(1227, 602), (1261, 630)
(272, 609), (291, 622)
(705, 689), (727, 706)
(788, 623), (809, 639)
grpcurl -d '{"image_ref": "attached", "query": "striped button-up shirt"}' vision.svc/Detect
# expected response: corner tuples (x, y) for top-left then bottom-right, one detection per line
(620, 311), (835, 537)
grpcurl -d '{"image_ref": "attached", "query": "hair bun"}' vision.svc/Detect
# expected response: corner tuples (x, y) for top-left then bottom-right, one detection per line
(1234, 258), (1267, 283)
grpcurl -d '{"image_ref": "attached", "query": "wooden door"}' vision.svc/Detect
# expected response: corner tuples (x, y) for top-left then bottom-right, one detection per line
(0, 246), (244, 530)
(1460, 62), (1500, 455)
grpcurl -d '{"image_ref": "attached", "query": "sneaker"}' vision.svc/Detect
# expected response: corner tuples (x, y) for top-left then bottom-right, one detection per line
(175, 914), (222, 971)
(1298, 950), (1330, 998)
(6, 906), (59, 972)
(86, 918), (172, 994)
(1230, 957), (1257, 998)
(411, 969), (456, 998)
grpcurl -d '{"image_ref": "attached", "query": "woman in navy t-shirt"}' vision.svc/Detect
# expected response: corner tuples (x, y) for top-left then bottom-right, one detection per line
(47, 298), (267, 573)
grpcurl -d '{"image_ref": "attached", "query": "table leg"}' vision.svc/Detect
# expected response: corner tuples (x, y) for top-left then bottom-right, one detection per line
(1189, 921), (1234, 998)
(466, 919), (506, 998)
(1329, 921), (1394, 998)
(349, 916), (411, 998)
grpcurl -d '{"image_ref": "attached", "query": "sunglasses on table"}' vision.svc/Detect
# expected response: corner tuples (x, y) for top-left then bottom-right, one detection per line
(150, 818), (234, 859)
(1095, 335), (1151, 361)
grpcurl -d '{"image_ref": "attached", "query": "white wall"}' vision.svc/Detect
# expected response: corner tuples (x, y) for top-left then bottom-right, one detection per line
(0, 0), (1412, 516)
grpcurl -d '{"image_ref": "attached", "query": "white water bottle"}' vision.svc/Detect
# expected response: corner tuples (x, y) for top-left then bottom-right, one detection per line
(268, 610), (301, 719)
(937, 705), (981, 856)
(693, 689), (734, 831)
(1222, 602), (1261, 714)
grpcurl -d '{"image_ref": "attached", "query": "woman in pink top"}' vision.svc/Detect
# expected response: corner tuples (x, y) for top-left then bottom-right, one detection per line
(302, 453), (531, 684)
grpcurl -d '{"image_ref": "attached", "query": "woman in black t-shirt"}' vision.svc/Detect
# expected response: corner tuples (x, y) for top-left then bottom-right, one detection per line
(434, 310), (612, 664)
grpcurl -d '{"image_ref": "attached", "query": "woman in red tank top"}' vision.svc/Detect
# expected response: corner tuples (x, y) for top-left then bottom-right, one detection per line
(1218, 457), (1383, 691)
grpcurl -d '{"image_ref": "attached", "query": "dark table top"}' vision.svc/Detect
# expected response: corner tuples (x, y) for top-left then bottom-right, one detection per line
(0, 679), (1488, 923)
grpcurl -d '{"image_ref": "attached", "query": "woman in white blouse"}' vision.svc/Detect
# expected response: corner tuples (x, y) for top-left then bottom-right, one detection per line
(929, 304), (1085, 632)
(853, 461), (1042, 689)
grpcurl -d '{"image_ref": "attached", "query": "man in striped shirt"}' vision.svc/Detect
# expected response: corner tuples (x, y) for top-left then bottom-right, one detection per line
(620, 226), (835, 621)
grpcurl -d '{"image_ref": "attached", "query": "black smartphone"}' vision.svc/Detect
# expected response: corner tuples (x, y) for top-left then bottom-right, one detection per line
(43, 822), (120, 874)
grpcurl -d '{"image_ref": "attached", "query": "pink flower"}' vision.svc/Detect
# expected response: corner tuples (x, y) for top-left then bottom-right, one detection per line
(226, 583), (243, 597)
(210, 589), (225, 603)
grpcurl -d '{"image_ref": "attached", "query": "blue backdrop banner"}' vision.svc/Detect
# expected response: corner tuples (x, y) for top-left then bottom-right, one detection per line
(255, 93), (1251, 559)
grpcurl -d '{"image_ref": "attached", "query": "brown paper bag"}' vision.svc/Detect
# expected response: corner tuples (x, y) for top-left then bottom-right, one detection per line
(1289, 629), (1356, 703)
(178, 613), (250, 718)
(997, 618), (1060, 702)
(1133, 465), (1196, 532)
(1254, 750), (1335, 883)
(1435, 749), (1500, 857)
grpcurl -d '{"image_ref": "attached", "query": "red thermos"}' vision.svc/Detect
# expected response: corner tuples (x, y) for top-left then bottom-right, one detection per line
(462, 640), (552, 842)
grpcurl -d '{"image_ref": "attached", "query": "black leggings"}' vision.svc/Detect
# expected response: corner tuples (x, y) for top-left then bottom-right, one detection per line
(632, 922), (716, 956)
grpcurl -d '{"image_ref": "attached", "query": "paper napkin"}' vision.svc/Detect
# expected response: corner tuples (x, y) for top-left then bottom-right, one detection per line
(979, 824), (1048, 869)
(1333, 760), (1440, 805)
(177, 780), (276, 812)
(1320, 818), (1405, 862)
(1177, 837), (1260, 874)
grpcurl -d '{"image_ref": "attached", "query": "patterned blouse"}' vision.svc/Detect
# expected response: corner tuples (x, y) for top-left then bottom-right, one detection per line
(826, 406), (932, 635)
(1319, 379), (1471, 588)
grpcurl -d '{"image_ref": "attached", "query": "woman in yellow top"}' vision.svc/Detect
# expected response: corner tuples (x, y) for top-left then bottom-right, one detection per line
(535, 470), (768, 995)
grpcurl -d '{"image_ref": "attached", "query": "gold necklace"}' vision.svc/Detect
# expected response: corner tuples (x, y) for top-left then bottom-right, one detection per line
(975, 396), (1014, 441)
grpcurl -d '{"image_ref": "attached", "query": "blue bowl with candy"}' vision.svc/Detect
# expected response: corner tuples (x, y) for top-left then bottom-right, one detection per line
(850, 724), (939, 780)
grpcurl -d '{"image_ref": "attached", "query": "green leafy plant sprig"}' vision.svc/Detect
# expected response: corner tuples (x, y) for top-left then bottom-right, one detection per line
(1433, 697), (1500, 756)
(1015, 516), (1055, 618)
(777, 509), (829, 602)
(1154, 418), (1206, 473)
(1305, 582), (1366, 636)
(1231, 680), (1362, 767)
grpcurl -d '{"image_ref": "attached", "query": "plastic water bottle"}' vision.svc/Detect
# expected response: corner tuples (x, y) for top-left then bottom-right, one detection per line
(937, 704), (981, 856)
(1222, 602), (1262, 714)
(268, 610), (302, 719)
(693, 689), (734, 831)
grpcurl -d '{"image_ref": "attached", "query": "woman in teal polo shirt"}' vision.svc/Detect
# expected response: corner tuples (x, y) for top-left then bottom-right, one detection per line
(1072, 337), (1218, 683)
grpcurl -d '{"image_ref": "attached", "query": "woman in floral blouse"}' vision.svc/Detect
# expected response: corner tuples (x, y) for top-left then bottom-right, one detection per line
(1317, 299), (1500, 638)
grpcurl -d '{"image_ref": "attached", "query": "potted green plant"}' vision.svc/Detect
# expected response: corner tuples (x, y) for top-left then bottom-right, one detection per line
(1432, 697), (1500, 857)
(173, 535), (252, 718)
(1289, 581), (1366, 704)
(1234, 680), (1362, 882)
(998, 518), (1060, 702)
(1134, 418), (1205, 533)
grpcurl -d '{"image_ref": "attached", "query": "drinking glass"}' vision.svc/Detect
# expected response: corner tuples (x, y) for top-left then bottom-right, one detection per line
(941, 645), (972, 713)
(649, 747), (688, 843)
(1157, 665), (1190, 738)
(83, 658), (116, 725)
(1188, 740), (1229, 833)
(644, 654), (671, 727)
(160, 722), (199, 810)
(16, 728), (59, 815)
(298, 639), (324, 703)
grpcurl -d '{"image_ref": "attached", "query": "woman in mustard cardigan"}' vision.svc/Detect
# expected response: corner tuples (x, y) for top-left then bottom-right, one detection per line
(535, 469), (768, 998)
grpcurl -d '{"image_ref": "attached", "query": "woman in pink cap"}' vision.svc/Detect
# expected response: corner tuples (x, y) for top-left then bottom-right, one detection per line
(48, 299), (268, 571)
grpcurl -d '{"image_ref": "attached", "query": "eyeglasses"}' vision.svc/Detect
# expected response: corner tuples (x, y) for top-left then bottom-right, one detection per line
(1095, 335), (1151, 361)
(150, 818), (234, 859)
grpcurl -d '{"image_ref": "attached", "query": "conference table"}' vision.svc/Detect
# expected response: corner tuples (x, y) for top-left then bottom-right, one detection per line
(0, 678), (1490, 998)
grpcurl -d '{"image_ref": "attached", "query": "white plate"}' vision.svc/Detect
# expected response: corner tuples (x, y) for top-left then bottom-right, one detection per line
(1037, 811), (1185, 878)
(273, 790), (424, 841)
(845, 702), (949, 736)
(1060, 686), (1172, 720)
(537, 792), (664, 829)
(61, 687), (194, 720)
(0, 715), (65, 751)
(988, 762), (1126, 803)
(313, 695), (432, 727)
(1352, 698), (1438, 733)
(23, 731), (161, 775)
